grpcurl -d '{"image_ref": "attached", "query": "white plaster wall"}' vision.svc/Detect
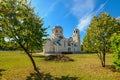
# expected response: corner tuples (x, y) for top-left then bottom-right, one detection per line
(43, 27), (81, 53)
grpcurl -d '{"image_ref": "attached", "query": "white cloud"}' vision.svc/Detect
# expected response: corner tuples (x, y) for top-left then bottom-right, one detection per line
(43, 0), (60, 17)
(95, 0), (109, 15)
(77, 14), (92, 31)
(71, 0), (95, 18)
(69, 0), (109, 31)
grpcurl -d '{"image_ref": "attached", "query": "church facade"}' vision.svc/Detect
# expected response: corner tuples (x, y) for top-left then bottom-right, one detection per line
(43, 26), (81, 53)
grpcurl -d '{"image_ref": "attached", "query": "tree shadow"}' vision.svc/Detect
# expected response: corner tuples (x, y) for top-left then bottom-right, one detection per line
(0, 69), (6, 79)
(26, 72), (78, 80)
(105, 65), (120, 72)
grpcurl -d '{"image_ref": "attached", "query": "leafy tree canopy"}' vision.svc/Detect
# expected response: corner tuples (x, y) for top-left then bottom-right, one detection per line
(0, 0), (48, 52)
(0, 0), (48, 74)
(83, 12), (120, 67)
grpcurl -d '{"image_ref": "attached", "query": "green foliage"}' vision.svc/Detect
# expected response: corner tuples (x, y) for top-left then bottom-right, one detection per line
(83, 13), (119, 52)
(0, 0), (48, 73)
(83, 12), (120, 67)
(111, 33), (120, 70)
(0, 0), (48, 52)
(0, 35), (20, 50)
(117, 17), (120, 24)
(0, 32), (4, 49)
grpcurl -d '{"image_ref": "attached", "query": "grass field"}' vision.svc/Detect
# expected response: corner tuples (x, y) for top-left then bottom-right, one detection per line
(0, 52), (120, 80)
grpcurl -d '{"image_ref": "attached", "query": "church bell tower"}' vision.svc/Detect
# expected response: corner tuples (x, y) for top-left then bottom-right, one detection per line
(73, 29), (81, 52)
(73, 29), (80, 44)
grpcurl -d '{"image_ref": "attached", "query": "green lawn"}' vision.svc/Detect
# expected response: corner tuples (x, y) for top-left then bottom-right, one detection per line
(0, 52), (120, 80)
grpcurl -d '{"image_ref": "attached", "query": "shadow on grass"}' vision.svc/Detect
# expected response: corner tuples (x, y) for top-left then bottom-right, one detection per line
(105, 65), (120, 72)
(26, 72), (78, 80)
(0, 69), (6, 79)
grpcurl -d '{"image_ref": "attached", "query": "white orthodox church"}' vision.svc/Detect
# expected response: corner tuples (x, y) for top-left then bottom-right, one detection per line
(43, 26), (81, 53)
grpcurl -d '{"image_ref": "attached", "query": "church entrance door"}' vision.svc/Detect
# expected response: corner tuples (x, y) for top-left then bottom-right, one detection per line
(68, 48), (71, 52)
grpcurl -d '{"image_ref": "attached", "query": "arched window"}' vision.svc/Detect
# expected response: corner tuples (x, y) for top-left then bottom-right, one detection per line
(56, 30), (58, 33)
(64, 41), (65, 47)
(60, 31), (62, 33)
(76, 30), (77, 33)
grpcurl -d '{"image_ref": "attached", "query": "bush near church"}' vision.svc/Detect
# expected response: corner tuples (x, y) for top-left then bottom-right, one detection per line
(61, 52), (73, 54)
(111, 33), (120, 70)
(45, 55), (74, 62)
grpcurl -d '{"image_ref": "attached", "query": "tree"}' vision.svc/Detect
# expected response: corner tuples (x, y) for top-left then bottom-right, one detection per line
(83, 12), (120, 67)
(111, 33), (120, 70)
(0, 31), (4, 50)
(83, 29), (98, 52)
(0, 0), (47, 73)
(110, 16), (120, 70)
(117, 17), (120, 23)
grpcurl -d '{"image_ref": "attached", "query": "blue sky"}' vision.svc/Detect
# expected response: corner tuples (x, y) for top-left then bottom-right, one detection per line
(30, 0), (120, 43)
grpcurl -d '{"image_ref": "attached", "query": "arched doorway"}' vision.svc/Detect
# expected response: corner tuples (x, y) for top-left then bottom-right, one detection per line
(68, 48), (71, 52)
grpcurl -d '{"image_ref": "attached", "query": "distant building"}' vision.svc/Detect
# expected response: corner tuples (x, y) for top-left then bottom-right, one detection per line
(43, 26), (81, 53)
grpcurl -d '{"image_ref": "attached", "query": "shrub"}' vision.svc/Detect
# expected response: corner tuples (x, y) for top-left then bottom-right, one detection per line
(45, 55), (74, 62)
(61, 52), (72, 54)
(111, 33), (120, 70)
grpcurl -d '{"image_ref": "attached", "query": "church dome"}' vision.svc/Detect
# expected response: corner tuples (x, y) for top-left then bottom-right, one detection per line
(52, 25), (63, 32)
(52, 25), (64, 39)
(53, 25), (63, 30)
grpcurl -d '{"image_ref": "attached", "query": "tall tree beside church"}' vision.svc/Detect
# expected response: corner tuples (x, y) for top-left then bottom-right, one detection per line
(0, 0), (47, 74)
(83, 12), (120, 67)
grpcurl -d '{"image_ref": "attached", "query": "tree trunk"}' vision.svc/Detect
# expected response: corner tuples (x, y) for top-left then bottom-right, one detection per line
(97, 51), (105, 67)
(102, 50), (106, 67)
(18, 42), (40, 74)
(100, 39), (106, 67)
